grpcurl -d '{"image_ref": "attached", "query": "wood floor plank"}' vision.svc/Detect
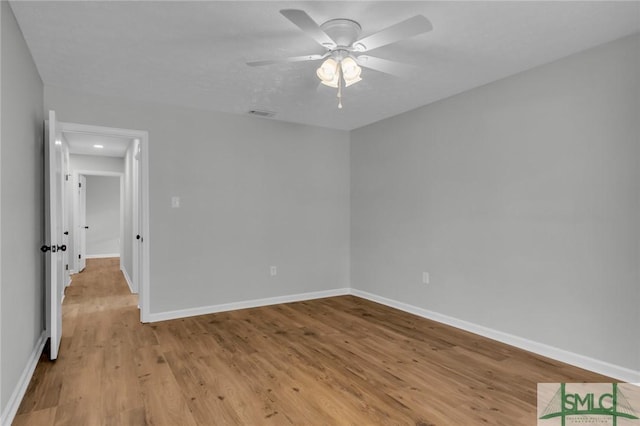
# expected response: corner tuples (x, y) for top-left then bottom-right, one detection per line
(101, 342), (144, 416)
(134, 345), (199, 426)
(15, 258), (616, 425)
(56, 348), (103, 406)
(103, 407), (148, 426)
(12, 407), (57, 426)
(52, 400), (103, 426)
(15, 353), (62, 414)
(161, 351), (244, 425)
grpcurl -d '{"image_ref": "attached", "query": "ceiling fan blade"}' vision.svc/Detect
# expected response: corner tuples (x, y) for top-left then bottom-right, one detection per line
(247, 54), (327, 67)
(280, 9), (337, 49)
(354, 15), (433, 52)
(356, 55), (417, 77)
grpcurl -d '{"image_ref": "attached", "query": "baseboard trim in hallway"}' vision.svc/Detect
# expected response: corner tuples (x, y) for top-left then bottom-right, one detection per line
(1, 331), (47, 426)
(121, 266), (135, 294)
(85, 254), (120, 259)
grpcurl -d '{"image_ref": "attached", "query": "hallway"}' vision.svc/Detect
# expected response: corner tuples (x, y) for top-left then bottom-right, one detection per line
(15, 258), (150, 425)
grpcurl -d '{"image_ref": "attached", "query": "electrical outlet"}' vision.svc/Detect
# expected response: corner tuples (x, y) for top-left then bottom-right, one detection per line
(270, 266), (277, 276)
(422, 272), (430, 284)
(171, 196), (180, 208)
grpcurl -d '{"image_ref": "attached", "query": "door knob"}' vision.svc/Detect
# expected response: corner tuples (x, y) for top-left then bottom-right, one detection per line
(41, 244), (66, 253)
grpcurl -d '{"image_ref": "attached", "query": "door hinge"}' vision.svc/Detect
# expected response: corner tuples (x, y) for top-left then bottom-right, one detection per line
(65, 174), (69, 181)
(78, 254), (82, 259)
(65, 264), (69, 271)
(79, 182), (82, 188)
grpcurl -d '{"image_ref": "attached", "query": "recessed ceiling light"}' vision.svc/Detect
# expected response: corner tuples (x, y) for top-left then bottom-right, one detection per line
(93, 144), (104, 149)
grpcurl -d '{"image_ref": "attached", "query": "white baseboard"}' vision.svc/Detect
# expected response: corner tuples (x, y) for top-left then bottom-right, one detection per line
(0, 331), (47, 426)
(147, 288), (351, 323)
(350, 289), (640, 384)
(85, 253), (120, 259)
(120, 266), (136, 294)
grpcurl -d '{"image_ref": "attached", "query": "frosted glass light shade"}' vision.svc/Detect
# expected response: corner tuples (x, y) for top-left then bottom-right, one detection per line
(341, 57), (362, 87)
(341, 57), (360, 79)
(321, 77), (340, 88)
(316, 58), (338, 82)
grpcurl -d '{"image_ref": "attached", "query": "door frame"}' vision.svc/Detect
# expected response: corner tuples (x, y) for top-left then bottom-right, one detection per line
(59, 121), (150, 323)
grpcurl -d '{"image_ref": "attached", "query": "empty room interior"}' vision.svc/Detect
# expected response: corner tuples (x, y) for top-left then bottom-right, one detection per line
(1, 1), (639, 425)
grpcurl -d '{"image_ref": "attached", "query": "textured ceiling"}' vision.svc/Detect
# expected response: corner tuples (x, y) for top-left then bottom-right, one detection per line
(10, 1), (640, 130)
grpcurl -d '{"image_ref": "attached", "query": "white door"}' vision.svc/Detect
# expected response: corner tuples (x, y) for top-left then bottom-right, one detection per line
(78, 174), (87, 272)
(44, 110), (65, 360)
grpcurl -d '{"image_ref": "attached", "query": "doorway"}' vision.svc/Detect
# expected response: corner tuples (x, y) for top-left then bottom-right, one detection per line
(59, 120), (150, 322)
(73, 172), (123, 268)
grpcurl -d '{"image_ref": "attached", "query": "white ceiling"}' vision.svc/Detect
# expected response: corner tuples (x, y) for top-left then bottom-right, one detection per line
(10, 1), (640, 130)
(65, 132), (132, 158)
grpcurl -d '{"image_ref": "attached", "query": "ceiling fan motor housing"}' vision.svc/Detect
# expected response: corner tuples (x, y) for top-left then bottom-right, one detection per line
(320, 18), (362, 49)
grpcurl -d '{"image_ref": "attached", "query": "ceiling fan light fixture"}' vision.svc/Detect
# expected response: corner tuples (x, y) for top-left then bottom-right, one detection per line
(320, 77), (340, 88)
(341, 56), (362, 87)
(248, 9), (434, 110)
(317, 56), (362, 88)
(316, 58), (338, 83)
(344, 75), (362, 88)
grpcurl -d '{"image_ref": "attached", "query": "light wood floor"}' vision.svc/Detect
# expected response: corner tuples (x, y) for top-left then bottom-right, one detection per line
(14, 258), (611, 425)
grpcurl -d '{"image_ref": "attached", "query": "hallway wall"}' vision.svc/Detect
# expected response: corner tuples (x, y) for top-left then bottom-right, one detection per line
(0, 1), (45, 419)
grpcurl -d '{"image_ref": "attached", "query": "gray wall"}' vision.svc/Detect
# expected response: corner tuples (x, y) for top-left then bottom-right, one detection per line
(351, 34), (640, 372)
(85, 175), (121, 256)
(0, 0), (45, 413)
(45, 86), (351, 313)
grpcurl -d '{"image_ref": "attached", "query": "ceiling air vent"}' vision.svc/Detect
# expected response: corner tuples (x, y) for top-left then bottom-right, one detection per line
(247, 109), (276, 118)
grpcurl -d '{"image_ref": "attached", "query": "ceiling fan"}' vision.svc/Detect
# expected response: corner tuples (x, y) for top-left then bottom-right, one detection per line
(247, 9), (433, 109)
